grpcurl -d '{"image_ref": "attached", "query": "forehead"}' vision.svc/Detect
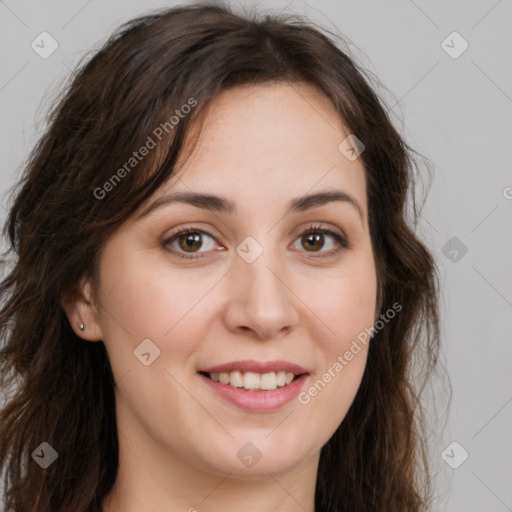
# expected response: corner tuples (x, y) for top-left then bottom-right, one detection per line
(166, 82), (367, 215)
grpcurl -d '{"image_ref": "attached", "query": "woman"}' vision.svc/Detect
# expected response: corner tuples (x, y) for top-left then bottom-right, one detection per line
(0, 2), (443, 511)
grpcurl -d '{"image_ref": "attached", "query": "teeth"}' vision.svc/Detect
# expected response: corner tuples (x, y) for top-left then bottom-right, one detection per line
(243, 371), (261, 390)
(230, 370), (244, 388)
(208, 370), (297, 390)
(276, 371), (287, 387)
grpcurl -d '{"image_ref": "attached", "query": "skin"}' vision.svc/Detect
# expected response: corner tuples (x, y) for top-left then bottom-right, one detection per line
(63, 81), (378, 512)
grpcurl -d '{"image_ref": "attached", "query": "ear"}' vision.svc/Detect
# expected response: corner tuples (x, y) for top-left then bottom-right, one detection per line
(61, 277), (103, 342)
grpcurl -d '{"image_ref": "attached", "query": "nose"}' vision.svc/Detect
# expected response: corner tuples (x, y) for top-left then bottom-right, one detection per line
(222, 244), (300, 340)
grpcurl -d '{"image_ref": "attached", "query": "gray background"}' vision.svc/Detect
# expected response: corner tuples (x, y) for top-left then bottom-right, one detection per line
(1, 1), (511, 511)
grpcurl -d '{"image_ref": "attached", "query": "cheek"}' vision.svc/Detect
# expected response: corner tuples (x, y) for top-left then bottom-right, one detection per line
(332, 275), (376, 341)
(307, 258), (377, 353)
(326, 280), (373, 375)
(297, 268), (375, 437)
(96, 247), (223, 368)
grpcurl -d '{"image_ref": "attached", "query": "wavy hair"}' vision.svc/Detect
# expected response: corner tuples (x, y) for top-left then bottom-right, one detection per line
(0, 2), (445, 511)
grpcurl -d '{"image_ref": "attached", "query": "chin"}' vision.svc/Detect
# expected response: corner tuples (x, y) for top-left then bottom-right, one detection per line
(196, 434), (311, 478)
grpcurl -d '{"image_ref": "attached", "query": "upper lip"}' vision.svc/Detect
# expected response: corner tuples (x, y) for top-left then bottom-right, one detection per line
(199, 359), (310, 375)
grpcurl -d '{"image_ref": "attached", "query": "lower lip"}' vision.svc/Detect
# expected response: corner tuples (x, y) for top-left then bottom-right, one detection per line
(198, 373), (309, 412)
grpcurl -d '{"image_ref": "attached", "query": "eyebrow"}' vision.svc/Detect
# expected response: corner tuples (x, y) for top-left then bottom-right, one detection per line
(137, 189), (364, 223)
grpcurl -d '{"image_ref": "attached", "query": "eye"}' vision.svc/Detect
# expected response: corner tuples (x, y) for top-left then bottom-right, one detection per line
(290, 224), (348, 257)
(162, 225), (220, 260)
(162, 223), (349, 260)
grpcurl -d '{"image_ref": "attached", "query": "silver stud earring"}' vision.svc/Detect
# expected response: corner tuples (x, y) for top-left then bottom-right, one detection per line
(79, 323), (85, 331)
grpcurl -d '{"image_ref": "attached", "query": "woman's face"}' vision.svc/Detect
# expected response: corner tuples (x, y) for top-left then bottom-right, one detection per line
(82, 82), (377, 478)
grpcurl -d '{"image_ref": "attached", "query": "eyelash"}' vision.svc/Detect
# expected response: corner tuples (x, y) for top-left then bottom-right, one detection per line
(162, 223), (349, 260)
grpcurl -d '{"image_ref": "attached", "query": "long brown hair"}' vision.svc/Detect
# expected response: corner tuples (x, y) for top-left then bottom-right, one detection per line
(0, 2), (445, 510)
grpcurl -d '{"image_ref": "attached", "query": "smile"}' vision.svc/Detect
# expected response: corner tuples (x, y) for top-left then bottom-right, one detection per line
(200, 370), (299, 391)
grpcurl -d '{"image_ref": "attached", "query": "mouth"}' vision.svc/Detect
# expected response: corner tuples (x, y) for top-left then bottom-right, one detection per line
(197, 360), (310, 411)
(197, 367), (310, 412)
(198, 370), (303, 391)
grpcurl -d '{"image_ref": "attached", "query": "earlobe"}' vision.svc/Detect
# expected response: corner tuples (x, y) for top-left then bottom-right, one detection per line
(60, 277), (103, 342)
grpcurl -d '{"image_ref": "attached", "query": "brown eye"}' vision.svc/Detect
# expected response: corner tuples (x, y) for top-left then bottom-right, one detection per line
(302, 232), (325, 252)
(163, 224), (348, 261)
(292, 225), (348, 257)
(163, 228), (218, 259)
(177, 231), (203, 252)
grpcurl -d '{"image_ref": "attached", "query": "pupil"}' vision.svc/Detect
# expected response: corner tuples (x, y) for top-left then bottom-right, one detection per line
(305, 233), (322, 251)
(180, 232), (201, 251)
